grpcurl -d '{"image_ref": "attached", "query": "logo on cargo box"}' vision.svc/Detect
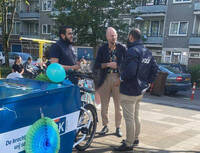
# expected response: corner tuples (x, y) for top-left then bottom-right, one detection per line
(54, 117), (66, 135)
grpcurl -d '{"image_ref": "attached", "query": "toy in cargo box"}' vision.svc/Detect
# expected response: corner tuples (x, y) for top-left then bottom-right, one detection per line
(25, 116), (60, 153)
(46, 63), (66, 83)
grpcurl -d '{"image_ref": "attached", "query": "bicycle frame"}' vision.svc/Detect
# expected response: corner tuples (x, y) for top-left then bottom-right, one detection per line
(73, 105), (93, 147)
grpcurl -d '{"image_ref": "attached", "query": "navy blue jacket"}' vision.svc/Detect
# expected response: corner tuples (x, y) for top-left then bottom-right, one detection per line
(94, 43), (126, 89)
(49, 38), (76, 66)
(120, 40), (148, 96)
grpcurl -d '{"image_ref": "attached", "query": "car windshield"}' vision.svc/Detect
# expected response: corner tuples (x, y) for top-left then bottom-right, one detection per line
(162, 65), (181, 74)
(20, 54), (31, 61)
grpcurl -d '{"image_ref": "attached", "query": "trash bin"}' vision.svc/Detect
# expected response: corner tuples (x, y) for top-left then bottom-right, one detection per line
(150, 71), (168, 96)
(0, 78), (81, 153)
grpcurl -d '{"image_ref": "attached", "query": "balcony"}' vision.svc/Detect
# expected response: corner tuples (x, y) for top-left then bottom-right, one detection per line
(194, 2), (200, 14)
(131, 5), (167, 17)
(19, 12), (40, 20)
(143, 34), (163, 46)
(189, 34), (200, 46)
(20, 32), (40, 38)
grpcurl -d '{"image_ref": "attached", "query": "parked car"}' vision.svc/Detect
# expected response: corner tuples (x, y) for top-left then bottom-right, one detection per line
(159, 63), (188, 73)
(2, 52), (37, 66)
(159, 64), (192, 95)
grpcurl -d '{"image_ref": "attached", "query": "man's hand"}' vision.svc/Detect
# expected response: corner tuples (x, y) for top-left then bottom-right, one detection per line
(114, 78), (121, 87)
(101, 63), (108, 69)
(72, 64), (81, 70)
(107, 62), (117, 69)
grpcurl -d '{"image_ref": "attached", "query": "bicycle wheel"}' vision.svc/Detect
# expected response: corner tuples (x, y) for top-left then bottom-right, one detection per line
(75, 104), (97, 151)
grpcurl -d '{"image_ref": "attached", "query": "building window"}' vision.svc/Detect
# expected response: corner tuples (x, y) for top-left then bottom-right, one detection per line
(141, 20), (163, 37)
(142, 21), (150, 36)
(42, 24), (51, 34)
(146, 0), (154, 6)
(173, 0), (191, 3)
(151, 21), (159, 36)
(12, 22), (20, 34)
(189, 52), (200, 58)
(169, 21), (188, 36)
(154, 0), (166, 5)
(42, 0), (52, 11)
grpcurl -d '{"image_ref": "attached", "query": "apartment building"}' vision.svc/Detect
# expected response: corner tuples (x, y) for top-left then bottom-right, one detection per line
(0, 0), (56, 57)
(1, 0), (200, 65)
(133, 0), (200, 65)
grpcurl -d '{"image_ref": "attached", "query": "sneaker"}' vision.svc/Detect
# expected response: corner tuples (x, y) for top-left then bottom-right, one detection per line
(115, 128), (122, 137)
(121, 139), (139, 146)
(114, 142), (133, 151)
(99, 126), (109, 135)
(133, 140), (139, 146)
(95, 104), (101, 110)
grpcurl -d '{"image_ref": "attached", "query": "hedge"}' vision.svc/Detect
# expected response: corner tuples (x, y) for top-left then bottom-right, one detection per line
(0, 66), (12, 78)
(188, 64), (200, 88)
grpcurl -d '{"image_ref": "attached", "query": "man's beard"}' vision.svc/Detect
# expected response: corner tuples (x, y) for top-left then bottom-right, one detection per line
(110, 40), (116, 45)
(65, 37), (73, 45)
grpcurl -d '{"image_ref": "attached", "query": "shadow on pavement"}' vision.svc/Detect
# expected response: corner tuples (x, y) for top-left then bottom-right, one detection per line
(76, 145), (200, 153)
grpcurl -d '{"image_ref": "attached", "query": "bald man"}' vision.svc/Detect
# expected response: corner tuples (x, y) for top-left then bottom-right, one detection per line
(94, 27), (126, 137)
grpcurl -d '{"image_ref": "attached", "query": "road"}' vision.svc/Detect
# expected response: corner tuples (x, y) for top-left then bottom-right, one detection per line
(73, 91), (200, 153)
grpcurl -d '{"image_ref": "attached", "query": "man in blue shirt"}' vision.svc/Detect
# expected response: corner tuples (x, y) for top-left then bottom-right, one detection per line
(49, 26), (80, 84)
(114, 29), (158, 151)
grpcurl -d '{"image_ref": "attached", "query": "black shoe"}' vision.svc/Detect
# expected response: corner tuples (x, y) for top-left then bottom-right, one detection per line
(114, 142), (133, 151)
(116, 128), (122, 137)
(99, 126), (109, 135)
(133, 140), (139, 146)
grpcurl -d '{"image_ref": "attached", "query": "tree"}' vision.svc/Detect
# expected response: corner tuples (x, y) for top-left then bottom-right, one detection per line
(0, 0), (29, 67)
(53, 0), (137, 51)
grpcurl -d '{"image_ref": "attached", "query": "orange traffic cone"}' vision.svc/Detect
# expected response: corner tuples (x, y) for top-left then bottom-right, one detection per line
(191, 82), (196, 101)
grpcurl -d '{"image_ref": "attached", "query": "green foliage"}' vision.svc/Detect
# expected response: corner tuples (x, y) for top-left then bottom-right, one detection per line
(0, 66), (12, 78)
(0, 0), (28, 67)
(35, 73), (51, 82)
(53, 0), (137, 47)
(188, 64), (200, 87)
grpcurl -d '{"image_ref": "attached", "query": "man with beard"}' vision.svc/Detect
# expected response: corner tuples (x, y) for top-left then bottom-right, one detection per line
(94, 27), (126, 137)
(49, 26), (80, 84)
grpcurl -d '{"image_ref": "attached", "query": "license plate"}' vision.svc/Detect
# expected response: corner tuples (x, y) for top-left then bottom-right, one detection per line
(185, 78), (190, 81)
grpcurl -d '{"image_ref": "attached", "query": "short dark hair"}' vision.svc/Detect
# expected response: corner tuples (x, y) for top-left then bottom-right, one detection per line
(27, 57), (32, 61)
(59, 26), (72, 36)
(129, 28), (141, 41)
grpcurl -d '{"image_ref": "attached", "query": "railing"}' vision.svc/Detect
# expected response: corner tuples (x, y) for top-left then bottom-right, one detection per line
(144, 33), (163, 37)
(190, 34), (200, 37)
(20, 32), (40, 38)
(131, 5), (167, 14)
(144, 35), (163, 44)
(19, 12), (40, 18)
(189, 34), (200, 45)
(136, 0), (167, 7)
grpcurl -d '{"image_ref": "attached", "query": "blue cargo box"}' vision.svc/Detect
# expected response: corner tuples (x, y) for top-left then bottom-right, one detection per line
(0, 78), (81, 153)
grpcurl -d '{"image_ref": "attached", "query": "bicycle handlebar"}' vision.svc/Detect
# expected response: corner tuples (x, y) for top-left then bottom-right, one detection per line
(67, 71), (95, 80)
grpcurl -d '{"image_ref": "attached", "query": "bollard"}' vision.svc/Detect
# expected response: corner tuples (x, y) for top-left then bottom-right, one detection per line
(150, 83), (154, 93)
(191, 82), (196, 101)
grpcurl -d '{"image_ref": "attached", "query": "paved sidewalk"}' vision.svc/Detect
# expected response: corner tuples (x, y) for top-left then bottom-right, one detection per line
(73, 98), (200, 153)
